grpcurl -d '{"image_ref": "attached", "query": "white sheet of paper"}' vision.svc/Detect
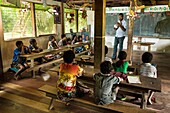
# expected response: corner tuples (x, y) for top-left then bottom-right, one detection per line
(127, 76), (141, 84)
(41, 73), (50, 81)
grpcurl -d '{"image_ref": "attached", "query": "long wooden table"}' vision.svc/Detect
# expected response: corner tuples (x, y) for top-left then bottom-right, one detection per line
(49, 66), (161, 109)
(133, 42), (155, 52)
(20, 42), (90, 78)
(75, 55), (140, 74)
(20, 47), (70, 78)
(82, 68), (161, 109)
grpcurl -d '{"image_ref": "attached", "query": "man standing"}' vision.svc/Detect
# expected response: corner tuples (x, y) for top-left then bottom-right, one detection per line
(112, 13), (126, 60)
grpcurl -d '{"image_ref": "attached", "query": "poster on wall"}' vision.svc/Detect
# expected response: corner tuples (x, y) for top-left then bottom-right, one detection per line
(54, 6), (61, 24)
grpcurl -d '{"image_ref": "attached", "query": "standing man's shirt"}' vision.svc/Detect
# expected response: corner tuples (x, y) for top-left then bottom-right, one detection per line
(115, 20), (127, 37)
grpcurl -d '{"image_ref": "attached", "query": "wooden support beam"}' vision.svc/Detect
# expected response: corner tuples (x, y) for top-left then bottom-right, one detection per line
(150, 0), (156, 5)
(61, 2), (65, 34)
(127, 1), (135, 61)
(76, 9), (79, 32)
(0, 10), (4, 77)
(94, 0), (106, 69)
(30, 3), (37, 37)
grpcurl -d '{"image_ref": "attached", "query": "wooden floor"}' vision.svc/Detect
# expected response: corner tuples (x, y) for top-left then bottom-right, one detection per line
(0, 50), (170, 113)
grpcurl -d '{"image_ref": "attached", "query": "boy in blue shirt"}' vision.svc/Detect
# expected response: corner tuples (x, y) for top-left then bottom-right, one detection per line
(12, 41), (30, 80)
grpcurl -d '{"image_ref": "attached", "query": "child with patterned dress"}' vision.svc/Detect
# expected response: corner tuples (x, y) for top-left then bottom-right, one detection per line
(57, 50), (83, 102)
(140, 52), (157, 104)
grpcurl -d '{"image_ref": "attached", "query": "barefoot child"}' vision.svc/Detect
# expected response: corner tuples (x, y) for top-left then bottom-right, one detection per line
(11, 41), (30, 80)
(93, 61), (120, 105)
(57, 50), (84, 102)
(140, 52), (157, 104)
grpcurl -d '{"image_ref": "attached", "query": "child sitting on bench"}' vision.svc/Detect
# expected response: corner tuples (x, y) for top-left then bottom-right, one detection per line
(140, 52), (157, 105)
(93, 61), (120, 105)
(57, 50), (84, 102)
(47, 35), (59, 50)
(29, 38), (48, 64)
(113, 51), (132, 81)
(11, 41), (30, 80)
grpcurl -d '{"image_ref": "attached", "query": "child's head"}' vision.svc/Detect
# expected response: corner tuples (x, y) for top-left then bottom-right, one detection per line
(49, 35), (55, 41)
(61, 34), (66, 39)
(78, 35), (82, 42)
(142, 52), (153, 63)
(67, 38), (71, 45)
(63, 50), (75, 63)
(29, 38), (37, 47)
(118, 51), (127, 60)
(100, 61), (113, 74)
(16, 41), (23, 49)
(105, 45), (108, 56)
(73, 35), (77, 40)
(85, 35), (89, 41)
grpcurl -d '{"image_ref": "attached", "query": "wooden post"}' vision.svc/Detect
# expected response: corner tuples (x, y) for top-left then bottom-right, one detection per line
(61, 2), (65, 34)
(30, 3), (37, 37)
(0, 10), (4, 78)
(94, 0), (106, 69)
(127, 1), (135, 61)
(76, 9), (78, 32)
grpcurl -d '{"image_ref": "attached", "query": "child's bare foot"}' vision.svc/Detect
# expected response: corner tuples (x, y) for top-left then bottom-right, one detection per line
(14, 75), (19, 80)
(147, 99), (152, 105)
(0, 86), (4, 90)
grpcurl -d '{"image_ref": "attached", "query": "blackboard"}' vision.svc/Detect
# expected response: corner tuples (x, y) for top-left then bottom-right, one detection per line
(106, 12), (170, 38)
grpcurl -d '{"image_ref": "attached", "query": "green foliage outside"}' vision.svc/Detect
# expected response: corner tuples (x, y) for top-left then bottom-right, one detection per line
(35, 4), (55, 36)
(0, 2), (55, 40)
(78, 11), (87, 32)
(35, 10), (55, 36)
(1, 7), (33, 40)
(64, 8), (77, 33)
(64, 8), (87, 33)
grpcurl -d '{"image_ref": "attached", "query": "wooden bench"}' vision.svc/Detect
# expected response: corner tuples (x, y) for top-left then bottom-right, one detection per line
(26, 58), (63, 78)
(47, 66), (143, 104)
(38, 85), (156, 113)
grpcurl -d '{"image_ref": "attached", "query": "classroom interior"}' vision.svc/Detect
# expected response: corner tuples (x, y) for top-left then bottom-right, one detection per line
(0, 0), (170, 113)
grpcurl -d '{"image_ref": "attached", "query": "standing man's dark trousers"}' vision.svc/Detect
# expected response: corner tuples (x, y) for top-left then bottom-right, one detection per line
(112, 36), (125, 60)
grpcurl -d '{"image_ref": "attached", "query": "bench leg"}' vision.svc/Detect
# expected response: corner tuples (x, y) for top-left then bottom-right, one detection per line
(141, 92), (147, 109)
(31, 70), (36, 78)
(48, 98), (54, 110)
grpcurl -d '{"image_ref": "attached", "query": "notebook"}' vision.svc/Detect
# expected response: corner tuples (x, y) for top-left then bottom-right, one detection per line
(127, 75), (141, 84)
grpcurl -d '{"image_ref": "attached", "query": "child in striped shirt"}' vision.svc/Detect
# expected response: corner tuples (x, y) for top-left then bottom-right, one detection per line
(140, 52), (157, 104)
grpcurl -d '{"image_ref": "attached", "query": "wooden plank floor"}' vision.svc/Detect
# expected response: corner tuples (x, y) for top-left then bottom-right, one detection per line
(1, 50), (170, 113)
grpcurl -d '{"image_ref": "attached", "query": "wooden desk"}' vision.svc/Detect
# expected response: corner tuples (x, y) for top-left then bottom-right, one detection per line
(79, 67), (161, 109)
(133, 42), (155, 52)
(75, 56), (140, 74)
(67, 42), (90, 52)
(20, 47), (71, 78)
(19, 43), (90, 78)
(75, 55), (94, 66)
(49, 65), (161, 109)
